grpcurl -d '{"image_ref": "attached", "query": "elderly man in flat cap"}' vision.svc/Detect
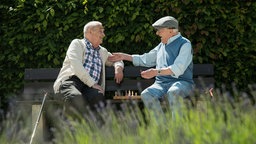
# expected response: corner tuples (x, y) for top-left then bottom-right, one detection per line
(108, 16), (194, 122)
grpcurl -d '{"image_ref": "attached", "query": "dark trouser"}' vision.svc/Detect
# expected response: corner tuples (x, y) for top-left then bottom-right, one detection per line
(59, 75), (105, 118)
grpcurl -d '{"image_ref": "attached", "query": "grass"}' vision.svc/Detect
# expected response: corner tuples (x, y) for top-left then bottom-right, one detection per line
(1, 84), (256, 144)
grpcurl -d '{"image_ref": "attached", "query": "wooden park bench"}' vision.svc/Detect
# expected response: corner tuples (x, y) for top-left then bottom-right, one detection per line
(20, 64), (214, 142)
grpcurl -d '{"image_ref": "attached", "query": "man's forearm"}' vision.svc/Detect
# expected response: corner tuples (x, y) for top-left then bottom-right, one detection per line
(157, 67), (174, 76)
(123, 53), (133, 62)
(148, 67), (174, 76)
(115, 65), (124, 72)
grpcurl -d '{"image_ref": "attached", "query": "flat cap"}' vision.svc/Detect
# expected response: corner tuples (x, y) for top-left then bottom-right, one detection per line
(152, 16), (178, 29)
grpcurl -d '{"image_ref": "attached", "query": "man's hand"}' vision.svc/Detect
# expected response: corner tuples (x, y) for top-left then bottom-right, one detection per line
(92, 84), (104, 94)
(140, 68), (157, 79)
(108, 53), (124, 62)
(108, 53), (132, 62)
(114, 66), (124, 84)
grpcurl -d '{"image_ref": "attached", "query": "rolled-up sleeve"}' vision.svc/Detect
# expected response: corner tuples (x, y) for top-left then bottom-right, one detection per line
(168, 42), (192, 78)
(113, 61), (124, 68)
(132, 47), (158, 67)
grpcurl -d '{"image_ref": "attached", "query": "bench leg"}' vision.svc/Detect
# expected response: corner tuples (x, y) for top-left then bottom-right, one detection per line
(31, 104), (45, 143)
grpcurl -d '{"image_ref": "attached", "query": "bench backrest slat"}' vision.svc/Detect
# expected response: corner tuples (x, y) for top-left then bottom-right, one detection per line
(193, 64), (214, 76)
(105, 79), (155, 91)
(24, 68), (60, 80)
(24, 64), (214, 80)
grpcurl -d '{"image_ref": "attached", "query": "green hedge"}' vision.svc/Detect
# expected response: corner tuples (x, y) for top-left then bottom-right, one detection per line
(0, 0), (255, 109)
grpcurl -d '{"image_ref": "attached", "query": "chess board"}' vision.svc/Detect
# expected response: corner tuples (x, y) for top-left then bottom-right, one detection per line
(113, 90), (141, 100)
(113, 95), (141, 100)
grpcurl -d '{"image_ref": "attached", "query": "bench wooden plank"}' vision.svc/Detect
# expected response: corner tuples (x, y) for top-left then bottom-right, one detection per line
(105, 79), (154, 91)
(194, 77), (215, 88)
(24, 68), (60, 80)
(193, 64), (214, 76)
(106, 66), (148, 78)
(24, 64), (214, 80)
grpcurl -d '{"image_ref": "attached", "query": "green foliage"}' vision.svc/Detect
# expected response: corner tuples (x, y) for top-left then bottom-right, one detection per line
(0, 0), (256, 108)
(0, 0), (88, 108)
(1, 87), (256, 143)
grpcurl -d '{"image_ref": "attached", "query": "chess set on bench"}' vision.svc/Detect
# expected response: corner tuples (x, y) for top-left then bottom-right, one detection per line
(113, 90), (141, 100)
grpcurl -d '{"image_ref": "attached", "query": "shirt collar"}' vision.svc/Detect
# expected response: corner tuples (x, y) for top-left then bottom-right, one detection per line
(166, 32), (181, 45)
(84, 38), (100, 51)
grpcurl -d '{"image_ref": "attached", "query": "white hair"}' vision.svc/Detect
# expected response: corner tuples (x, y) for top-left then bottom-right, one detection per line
(83, 21), (102, 37)
(172, 29), (179, 33)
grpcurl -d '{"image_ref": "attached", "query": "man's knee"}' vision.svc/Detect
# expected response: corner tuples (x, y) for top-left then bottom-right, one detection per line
(167, 86), (180, 95)
(167, 88), (190, 107)
(167, 85), (190, 98)
(59, 81), (82, 101)
(141, 89), (152, 101)
(141, 89), (160, 105)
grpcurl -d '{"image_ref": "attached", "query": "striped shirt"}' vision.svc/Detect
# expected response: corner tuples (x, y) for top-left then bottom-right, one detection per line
(83, 38), (102, 83)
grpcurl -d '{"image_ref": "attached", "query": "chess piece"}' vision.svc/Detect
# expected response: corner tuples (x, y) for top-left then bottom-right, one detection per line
(117, 90), (121, 96)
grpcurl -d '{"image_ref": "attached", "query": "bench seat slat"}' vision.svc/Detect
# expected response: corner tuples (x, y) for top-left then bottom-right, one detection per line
(24, 82), (55, 94)
(193, 77), (215, 88)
